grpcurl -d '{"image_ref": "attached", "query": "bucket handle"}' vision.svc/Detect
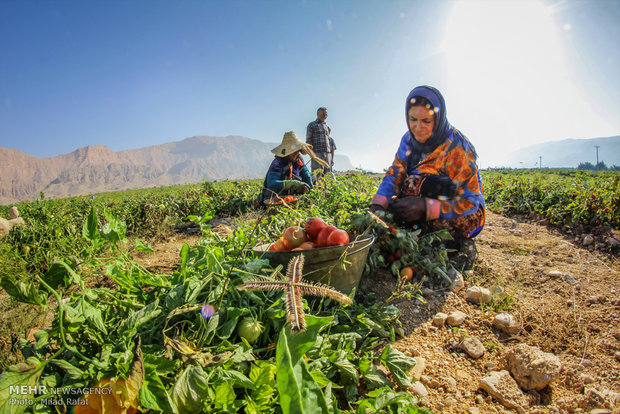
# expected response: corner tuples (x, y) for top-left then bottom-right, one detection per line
(307, 237), (373, 267)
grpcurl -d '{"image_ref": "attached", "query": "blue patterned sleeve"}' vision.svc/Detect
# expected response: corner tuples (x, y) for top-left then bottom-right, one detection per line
(374, 132), (411, 206)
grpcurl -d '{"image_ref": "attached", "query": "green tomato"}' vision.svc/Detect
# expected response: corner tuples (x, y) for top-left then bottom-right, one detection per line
(237, 318), (263, 343)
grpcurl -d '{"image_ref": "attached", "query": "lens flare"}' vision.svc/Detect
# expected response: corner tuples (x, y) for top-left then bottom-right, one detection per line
(200, 304), (215, 319)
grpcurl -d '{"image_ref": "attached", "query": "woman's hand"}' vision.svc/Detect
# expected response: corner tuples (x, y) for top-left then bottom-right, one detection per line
(391, 197), (426, 222)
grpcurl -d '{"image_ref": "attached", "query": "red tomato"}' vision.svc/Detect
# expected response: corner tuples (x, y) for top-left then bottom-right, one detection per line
(316, 225), (337, 248)
(305, 217), (327, 239)
(326, 229), (350, 246)
(282, 226), (307, 249)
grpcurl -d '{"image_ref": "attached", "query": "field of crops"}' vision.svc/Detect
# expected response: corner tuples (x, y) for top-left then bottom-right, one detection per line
(0, 170), (618, 413)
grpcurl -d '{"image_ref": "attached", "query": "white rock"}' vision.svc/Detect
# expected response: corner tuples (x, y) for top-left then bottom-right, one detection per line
(448, 268), (465, 292)
(9, 217), (25, 227)
(506, 343), (562, 390)
(548, 270), (563, 278)
(465, 286), (492, 304)
(409, 381), (428, 398)
(8, 206), (19, 219)
(432, 312), (448, 327)
(479, 370), (529, 412)
(583, 235), (594, 246)
(420, 375), (441, 388)
(446, 310), (467, 326)
(493, 312), (520, 335)
(443, 376), (457, 392)
(459, 337), (485, 359)
(0, 218), (10, 238)
(579, 373), (595, 384)
(410, 357), (426, 380)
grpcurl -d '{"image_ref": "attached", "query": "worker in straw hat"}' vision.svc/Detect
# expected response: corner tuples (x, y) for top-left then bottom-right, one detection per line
(259, 131), (329, 205)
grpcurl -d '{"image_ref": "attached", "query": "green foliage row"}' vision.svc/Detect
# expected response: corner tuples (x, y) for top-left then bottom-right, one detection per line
(481, 169), (620, 229)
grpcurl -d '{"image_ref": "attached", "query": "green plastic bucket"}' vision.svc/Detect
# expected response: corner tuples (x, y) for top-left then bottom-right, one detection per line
(252, 234), (375, 295)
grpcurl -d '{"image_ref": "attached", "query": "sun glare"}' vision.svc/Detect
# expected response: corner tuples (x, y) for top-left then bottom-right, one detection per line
(439, 0), (615, 166)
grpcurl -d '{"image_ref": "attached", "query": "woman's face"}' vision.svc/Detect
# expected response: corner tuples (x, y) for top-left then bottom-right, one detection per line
(287, 150), (300, 161)
(408, 105), (435, 143)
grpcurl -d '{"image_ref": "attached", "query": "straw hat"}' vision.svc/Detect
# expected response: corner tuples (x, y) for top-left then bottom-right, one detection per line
(271, 131), (308, 157)
(271, 131), (330, 168)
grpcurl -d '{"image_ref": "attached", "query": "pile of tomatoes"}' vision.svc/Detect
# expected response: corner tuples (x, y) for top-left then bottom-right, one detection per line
(268, 217), (350, 251)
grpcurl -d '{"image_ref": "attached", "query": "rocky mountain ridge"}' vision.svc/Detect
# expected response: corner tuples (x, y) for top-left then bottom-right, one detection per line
(0, 136), (275, 204)
(0, 135), (356, 205)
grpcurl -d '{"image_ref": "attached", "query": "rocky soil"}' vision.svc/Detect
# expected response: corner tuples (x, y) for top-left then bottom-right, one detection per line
(360, 211), (620, 413)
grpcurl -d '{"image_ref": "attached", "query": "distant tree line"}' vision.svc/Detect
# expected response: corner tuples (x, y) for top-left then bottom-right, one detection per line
(577, 161), (620, 171)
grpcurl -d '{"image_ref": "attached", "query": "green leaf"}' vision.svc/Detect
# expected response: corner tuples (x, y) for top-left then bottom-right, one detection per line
(275, 326), (330, 414)
(330, 350), (359, 384)
(139, 368), (175, 413)
(121, 300), (162, 337)
(43, 261), (78, 290)
(251, 384), (275, 408)
(214, 368), (255, 390)
(164, 283), (185, 311)
(213, 381), (235, 410)
(286, 315), (333, 361)
(82, 206), (99, 242)
(249, 361), (276, 388)
(379, 345), (416, 388)
(360, 363), (392, 389)
(48, 359), (84, 381)
(77, 297), (107, 335)
(33, 330), (48, 351)
(244, 259), (271, 273)
(0, 357), (45, 414)
(357, 314), (390, 338)
(134, 238), (154, 252)
(101, 209), (127, 243)
(179, 243), (190, 276)
(0, 276), (46, 306)
(171, 365), (211, 414)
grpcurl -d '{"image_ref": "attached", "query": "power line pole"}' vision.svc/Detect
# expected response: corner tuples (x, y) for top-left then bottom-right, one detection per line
(595, 145), (600, 170)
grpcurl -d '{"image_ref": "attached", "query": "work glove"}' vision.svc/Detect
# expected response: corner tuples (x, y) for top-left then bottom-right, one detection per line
(391, 197), (426, 222)
(368, 204), (386, 214)
(419, 175), (457, 199)
(282, 180), (311, 193)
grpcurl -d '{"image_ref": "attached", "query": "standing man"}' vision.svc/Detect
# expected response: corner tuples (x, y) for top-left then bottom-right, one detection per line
(306, 107), (336, 179)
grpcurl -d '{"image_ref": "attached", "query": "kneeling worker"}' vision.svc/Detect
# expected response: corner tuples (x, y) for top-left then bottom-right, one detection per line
(259, 131), (329, 205)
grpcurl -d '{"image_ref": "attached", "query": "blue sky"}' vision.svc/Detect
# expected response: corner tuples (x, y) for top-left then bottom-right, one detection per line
(1, 0), (619, 171)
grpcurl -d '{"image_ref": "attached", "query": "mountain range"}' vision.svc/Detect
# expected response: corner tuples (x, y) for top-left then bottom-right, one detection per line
(0, 135), (355, 205)
(495, 135), (620, 169)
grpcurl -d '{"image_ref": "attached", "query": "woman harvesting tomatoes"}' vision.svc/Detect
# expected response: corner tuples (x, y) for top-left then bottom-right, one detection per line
(369, 85), (485, 265)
